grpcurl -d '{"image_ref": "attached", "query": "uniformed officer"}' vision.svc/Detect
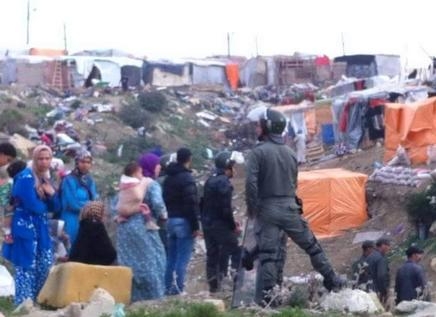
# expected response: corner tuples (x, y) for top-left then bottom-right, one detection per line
(245, 108), (344, 306)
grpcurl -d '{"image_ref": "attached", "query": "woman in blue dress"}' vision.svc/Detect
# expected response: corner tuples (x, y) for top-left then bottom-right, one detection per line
(60, 150), (98, 247)
(4, 145), (60, 305)
(116, 153), (167, 302)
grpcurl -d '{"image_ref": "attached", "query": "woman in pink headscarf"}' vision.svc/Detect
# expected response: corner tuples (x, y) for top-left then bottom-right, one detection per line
(3, 145), (60, 306)
(115, 152), (167, 301)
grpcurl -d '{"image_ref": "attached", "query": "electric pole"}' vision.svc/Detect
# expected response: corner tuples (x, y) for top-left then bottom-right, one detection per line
(341, 32), (345, 56)
(63, 22), (68, 52)
(227, 32), (231, 58)
(26, 0), (30, 45)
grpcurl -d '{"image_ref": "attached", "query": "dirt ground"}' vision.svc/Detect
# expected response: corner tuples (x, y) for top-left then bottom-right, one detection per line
(186, 144), (436, 296)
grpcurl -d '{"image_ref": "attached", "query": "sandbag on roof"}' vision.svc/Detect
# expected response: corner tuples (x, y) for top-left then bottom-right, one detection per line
(297, 168), (368, 238)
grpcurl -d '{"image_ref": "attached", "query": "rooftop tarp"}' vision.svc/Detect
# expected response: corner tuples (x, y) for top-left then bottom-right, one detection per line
(29, 48), (67, 57)
(297, 168), (368, 238)
(384, 97), (436, 164)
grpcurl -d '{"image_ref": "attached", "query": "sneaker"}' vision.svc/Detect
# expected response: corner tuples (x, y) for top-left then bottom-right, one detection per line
(145, 221), (160, 231)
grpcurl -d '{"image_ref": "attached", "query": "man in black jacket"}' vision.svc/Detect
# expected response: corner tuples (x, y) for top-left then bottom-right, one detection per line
(395, 245), (426, 304)
(163, 148), (200, 295)
(366, 238), (391, 305)
(351, 240), (375, 290)
(201, 151), (241, 293)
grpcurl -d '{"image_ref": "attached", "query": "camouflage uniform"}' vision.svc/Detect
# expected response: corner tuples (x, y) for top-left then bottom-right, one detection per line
(246, 137), (337, 304)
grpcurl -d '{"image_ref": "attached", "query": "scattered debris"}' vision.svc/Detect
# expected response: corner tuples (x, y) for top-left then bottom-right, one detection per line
(352, 231), (385, 244)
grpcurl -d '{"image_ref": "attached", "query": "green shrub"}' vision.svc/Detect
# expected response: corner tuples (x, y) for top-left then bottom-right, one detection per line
(138, 91), (167, 113)
(0, 297), (14, 315)
(286, 286), (310, 308)
(406, 191), (435, 225)
(272, 308), (311, 317)
(102, 136), (157, 165)
(118, 104), (151, 129)
(126, 303), (223, 317)
(0, 109), (25, 134)
(70, 99), (82, 109)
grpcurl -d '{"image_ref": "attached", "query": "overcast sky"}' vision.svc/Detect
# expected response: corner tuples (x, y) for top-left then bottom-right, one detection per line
(0, 0), (435, 66)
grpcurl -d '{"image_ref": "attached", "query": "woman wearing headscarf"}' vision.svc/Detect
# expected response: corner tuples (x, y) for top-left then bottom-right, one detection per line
(116, 152), (167, 302)
(69, 201), (116, 265)
(4, 145), (60, 305)
(60, 149), (99, 247)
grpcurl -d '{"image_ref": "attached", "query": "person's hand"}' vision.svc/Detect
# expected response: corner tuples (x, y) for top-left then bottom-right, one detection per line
(41, 183), (55, 197)
(192, 230), (202, 238)
(234, 221), (242, 235)
(3, 234), (13, 244)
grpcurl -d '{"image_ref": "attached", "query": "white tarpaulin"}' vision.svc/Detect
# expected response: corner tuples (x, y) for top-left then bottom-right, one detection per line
(93, 60), (120, 87)
(60, 56), (143, 87)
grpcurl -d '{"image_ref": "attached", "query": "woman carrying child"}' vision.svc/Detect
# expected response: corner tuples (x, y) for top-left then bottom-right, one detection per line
(116, 153), (167, 302)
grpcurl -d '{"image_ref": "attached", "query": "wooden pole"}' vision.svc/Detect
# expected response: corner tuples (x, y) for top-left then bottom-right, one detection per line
(26, 0), (30, 45)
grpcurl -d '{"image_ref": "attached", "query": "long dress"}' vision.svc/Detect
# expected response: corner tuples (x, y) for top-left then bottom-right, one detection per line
(116, 181), (166, 301)
(2, 168), (60, 305)
(60, 171), (98, 246)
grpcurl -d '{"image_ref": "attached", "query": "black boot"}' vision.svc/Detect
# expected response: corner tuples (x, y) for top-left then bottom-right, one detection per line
(323, 273), (346, 292)
(241, 247), (257, 271)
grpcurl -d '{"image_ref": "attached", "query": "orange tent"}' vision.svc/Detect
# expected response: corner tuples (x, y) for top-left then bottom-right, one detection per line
(29, 48), (67, 57)
(384, 97), (436, 164)
(225, 63), (239, 90)
(297, 168), (368, 238)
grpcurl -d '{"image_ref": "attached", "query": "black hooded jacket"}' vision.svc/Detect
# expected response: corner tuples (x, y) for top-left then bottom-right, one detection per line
(201, 170), (236, 230)
(163, 162), (200, 232)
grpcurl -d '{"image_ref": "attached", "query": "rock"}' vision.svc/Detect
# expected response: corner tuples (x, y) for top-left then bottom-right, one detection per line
(429, 221), (436, 236)
(64, 303), (82, 317)
(395, 300), (433, 314)
(13, 298), (34, 315)
(37, 262), (132, 308)
(379, 313), (393, 317)
(430, 257), (436, 273)
(320, 288), (381, 314)
(203, 299), (225, 312)
(89, 288), (115, 305)
(368, 292), (385, 312)
(0, 264), (14, 296)
(402, 301), (436, 317)
(81, 292), (115, 317)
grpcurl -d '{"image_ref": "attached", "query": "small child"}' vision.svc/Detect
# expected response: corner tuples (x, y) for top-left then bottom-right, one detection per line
(2, 160), (27, 243)
(49, 219), (70, 263)
(115, 162), (160, 230)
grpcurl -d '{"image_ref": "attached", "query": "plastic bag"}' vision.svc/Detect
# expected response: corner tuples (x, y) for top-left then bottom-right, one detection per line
(112, 303), (125, 317)
(387, 145), (411, 167)
(0, 265), (14, 296)
(427, 145), (436, 165)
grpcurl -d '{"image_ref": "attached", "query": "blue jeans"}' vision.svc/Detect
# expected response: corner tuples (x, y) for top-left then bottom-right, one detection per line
(165, 218), (194, 294)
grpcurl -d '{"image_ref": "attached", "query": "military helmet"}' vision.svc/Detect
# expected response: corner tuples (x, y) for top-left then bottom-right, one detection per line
(160, 153), (176, 171)
(214, 151), (235, 170)
(260, 108), (287, 135)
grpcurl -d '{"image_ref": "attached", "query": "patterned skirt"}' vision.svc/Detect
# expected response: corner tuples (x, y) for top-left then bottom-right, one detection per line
(116, 213), (166, 302)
